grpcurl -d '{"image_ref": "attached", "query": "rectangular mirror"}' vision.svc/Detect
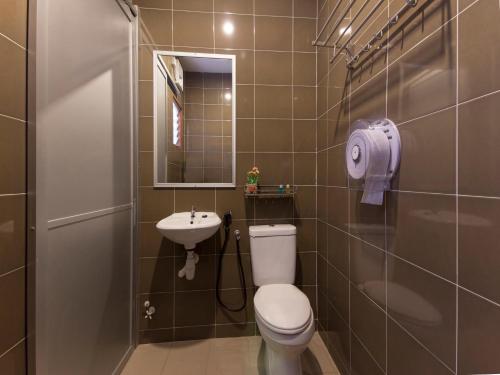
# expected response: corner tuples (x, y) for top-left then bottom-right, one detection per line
(153, 51), (236, 187)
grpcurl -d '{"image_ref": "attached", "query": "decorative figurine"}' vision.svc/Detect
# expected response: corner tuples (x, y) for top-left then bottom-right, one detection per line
(245, 166), (260, 194)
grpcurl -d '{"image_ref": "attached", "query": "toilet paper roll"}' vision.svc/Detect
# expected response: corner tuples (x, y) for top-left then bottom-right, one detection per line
(346, 128), (391, 205)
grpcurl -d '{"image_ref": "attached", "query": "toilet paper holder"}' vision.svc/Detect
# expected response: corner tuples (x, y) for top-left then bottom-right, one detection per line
(348, 118), (401, 185)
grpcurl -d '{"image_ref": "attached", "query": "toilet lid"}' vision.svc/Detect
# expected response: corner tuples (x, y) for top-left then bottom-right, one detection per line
(254, 284), (312, 334)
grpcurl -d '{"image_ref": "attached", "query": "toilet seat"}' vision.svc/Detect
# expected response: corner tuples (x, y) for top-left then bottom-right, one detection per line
(254, 284), (312, 335)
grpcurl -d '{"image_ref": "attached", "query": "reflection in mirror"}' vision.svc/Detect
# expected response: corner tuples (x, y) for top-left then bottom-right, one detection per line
(153, 51), (236, 187)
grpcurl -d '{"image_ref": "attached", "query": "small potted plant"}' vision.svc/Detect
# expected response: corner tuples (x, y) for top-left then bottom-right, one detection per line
(245, 166), (260, 194)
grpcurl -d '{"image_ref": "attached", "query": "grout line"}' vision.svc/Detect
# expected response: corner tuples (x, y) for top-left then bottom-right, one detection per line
(292, 0), (295, 227)
(140, 284), (315, 296)
(236, 117), (317, 120)
(171, 3), (174, 46)
(0, 32), (26, 51)
(318, 252), (348, 282)
(241, 83), (317, 88)
(138, 217), (319, 224)
(458, 87), (500, 107)
(0, 338), (25, 360)
(455, 0), (460, 370)
(324, 0), (332, 356)
(0, 112), (26, 124)
(386, 313), (456, 374)
(203, 151), (316, 154)
(249, 0), (258, 338)
(317, 217), (461, 287)
(395, 103), (457, 128)
(316, 186), (500, 201)
(314, 0), (319, 332)
(139, 7), (317, 20)
(324, 293), (349, 329)
(325, 258), (455, 375)
(139, 321), (257, 333)
(451, 193), (500, 200)
(0, 192), (27, 198)
(158, 339), (172, 374)
(212, 0), (217, 328)
(459, 0), (481, 14)
(171, 6), (176, 341)
(457, 284), (500, 309)
(351, 329), (387, 374)
(252, 0), (256, 242)
(0, 265), (25, 279)
(347, 40), (353, 374)
(384, 3), (390, 371)
(140, 43), (317, 55)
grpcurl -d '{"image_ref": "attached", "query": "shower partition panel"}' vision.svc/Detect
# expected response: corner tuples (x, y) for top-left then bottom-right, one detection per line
(34, 0), (137, 374)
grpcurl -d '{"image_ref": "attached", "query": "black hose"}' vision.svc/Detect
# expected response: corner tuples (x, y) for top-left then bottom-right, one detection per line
(216, 211), (247, 312)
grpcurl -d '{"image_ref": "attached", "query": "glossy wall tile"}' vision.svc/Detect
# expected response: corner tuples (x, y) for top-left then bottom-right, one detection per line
(316, 0), (500, 373)
(134, 0), (317, 343)
(0, 0), (28, 372)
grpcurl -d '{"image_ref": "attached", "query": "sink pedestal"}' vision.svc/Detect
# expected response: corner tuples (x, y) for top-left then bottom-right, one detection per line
(178, 250), (199, 280)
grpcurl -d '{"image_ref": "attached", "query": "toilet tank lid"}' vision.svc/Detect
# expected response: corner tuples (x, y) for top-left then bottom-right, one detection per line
(249, 224), (296, 237)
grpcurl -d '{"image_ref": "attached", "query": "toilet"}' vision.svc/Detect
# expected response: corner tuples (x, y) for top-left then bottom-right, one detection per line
(249, 224), (314, 375)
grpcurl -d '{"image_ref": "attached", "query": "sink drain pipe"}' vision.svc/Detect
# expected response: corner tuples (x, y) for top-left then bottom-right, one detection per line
(178, 250), (199, 280)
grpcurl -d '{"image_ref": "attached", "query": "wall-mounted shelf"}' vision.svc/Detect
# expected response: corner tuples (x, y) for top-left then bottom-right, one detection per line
(244, 185), (297, 199)
(312, 0), (418, 69)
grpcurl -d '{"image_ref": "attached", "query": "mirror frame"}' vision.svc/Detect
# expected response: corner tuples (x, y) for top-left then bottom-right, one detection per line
(153, 51), (237, 188)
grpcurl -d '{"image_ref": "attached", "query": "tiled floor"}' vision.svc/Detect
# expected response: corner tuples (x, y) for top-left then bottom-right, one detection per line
(121, 332), (340, 375)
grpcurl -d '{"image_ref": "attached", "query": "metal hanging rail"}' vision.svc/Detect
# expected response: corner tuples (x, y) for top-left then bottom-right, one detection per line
(312, 0), (358, 47)
(330, 0), (386, 64)
(312, 0), (344, 46)
(346, 0), (418, 67)
(332, 0), (372, 49)
(123, 0), (138, 17)
(312, 0), (418, 69)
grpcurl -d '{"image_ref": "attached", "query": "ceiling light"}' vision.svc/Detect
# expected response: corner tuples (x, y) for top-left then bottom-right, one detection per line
(223, 21), (234, 35)
(224, 92), (232, 101)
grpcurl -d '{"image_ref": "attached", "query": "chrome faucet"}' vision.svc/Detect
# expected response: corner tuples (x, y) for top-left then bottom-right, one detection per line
(191, 206), (196, 219)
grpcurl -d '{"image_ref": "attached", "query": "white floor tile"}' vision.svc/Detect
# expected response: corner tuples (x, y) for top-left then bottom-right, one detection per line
(121, 332), (339, 375)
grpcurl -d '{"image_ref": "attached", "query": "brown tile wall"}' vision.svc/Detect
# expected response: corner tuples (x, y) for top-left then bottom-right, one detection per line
(0, 0), (27, 373)
(316, 0), (500, 374)
(135, 0), (318, 343)
(184, 72), (233, 183)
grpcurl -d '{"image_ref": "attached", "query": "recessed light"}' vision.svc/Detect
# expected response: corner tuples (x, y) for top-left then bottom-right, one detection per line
(223, 21), (234, 35)
(224, 92), (232, 101)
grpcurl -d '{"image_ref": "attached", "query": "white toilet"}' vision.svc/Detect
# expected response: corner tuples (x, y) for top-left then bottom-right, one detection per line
(249, 224), (315, 375)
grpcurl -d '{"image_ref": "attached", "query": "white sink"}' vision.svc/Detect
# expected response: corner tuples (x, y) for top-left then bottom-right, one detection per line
(156, 212), (222, 250)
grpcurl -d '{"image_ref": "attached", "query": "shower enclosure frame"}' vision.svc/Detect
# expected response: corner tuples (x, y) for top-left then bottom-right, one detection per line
(27, 0), (140, 373)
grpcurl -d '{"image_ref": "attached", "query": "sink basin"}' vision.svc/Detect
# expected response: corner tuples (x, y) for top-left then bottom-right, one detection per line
(156, 212), (222, 249)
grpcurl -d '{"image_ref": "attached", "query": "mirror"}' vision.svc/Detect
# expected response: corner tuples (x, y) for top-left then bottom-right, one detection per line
(153, 51), (236, 187)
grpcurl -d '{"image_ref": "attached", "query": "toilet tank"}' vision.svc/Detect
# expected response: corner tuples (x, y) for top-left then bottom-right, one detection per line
(249, 224), (296, 286)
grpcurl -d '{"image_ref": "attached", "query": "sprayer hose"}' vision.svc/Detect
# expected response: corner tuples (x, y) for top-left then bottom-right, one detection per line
(216, 226), (247, 312)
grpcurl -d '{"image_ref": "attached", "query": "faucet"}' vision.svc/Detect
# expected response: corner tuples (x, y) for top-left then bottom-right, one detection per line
(191, 206), (196, 219)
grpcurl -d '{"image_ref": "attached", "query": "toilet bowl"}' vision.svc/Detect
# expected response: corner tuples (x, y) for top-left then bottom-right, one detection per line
(254, 284), (315, 375)
(249, 225), (315, 375)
